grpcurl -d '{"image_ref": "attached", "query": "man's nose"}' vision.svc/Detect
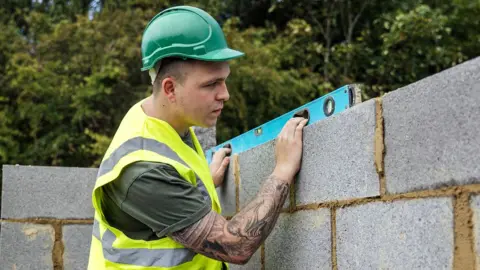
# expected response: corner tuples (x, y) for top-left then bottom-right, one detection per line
(217, 83), (230, 101)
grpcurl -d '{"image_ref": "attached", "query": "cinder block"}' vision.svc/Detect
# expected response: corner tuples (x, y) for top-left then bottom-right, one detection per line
(216, 155), (237, 217)
(337, 197), (454, 269)
(265, 209), (331, 269)
(383, 57), (480, 194)
(0, 222), (54, 269)
(63, 224), (93, 270)
(470, 195), (480, 264)
(193, 126), (216, 153)
(238, 141), (291, 210)
(229, 248), (261, 270)
(296, 99), (379, 204)
(1, 165), (97, 218)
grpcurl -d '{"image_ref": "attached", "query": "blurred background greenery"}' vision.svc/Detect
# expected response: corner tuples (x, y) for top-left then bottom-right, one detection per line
(0, 0), (478, 167)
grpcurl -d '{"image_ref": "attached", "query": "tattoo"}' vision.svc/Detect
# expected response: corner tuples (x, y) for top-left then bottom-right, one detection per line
(171, 175), (290, 264)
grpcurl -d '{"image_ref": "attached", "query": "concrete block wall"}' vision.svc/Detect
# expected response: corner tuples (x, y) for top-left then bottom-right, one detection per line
(0, 130), (216, 270)
(1, 56), (479, 269)
(1, 166), (97, 269)
(219, 56), (480, 270)
(193, 126), (217, 153)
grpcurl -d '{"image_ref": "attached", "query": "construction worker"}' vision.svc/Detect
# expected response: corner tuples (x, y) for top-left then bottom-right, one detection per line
(87, 5), (308, 270)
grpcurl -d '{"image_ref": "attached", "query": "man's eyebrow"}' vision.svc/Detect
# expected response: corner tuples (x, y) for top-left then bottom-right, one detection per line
(201, 76), (228, 85)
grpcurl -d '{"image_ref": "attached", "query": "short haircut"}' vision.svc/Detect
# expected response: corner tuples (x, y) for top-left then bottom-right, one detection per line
(152, 57), (191, 93)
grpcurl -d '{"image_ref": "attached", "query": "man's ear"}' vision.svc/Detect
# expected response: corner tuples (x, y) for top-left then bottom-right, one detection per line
(162, 77), (177, 103)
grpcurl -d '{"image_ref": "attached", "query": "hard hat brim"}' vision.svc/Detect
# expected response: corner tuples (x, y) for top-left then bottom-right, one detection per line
(141, 48), (245, 71)
(195, 47), (245, 62)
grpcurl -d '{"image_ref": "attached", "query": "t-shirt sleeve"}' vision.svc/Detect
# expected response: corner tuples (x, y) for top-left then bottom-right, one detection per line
(119, 163), (212, 238)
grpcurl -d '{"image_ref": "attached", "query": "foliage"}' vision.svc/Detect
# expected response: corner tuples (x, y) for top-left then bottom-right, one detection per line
(0, 0), (478, 167)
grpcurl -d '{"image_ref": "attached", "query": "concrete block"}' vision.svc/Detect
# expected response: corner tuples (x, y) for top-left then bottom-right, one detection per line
(229, 248), (261, 270)
(265, 209), (331, 269)
(383, 57), (480, 194)
(63, 224), (93, 270)
(337, 197), (454, 269)
(216, 155), (237, 217)
(296, 99), (379, 204)
(238, 140), (291, 210)
(470, 195), (480, 266)
(0, 222), (54, 269)
(193, 126), (216, 153)
(1, 165), (97, 218)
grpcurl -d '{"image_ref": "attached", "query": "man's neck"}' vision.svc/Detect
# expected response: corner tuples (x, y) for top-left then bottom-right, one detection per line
(141, 95), (190, 136)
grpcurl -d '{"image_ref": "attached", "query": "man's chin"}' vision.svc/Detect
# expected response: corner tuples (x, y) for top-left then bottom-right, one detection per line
(204, 121), (217, 128)
(207, 117), (220, 127)
(194, 119), (217, 129)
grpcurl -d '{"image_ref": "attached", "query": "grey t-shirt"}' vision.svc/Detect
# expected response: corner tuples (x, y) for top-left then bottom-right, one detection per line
(101, 132), (211, 240)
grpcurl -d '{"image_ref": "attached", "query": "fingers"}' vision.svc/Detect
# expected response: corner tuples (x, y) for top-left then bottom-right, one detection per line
(281, 118), (302, 136)
(280, 117), (307, 139)
(288, 117), (305, 127)
(212, 147), (232, 163)
(220, 156), (230, 170)
(221, 147), (232, 156)
(295, 118), (308, 139)
(212, 156), (230, 185)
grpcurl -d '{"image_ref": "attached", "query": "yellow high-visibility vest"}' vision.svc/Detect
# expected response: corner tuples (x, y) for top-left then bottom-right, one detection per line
(87, 99), (225, 270)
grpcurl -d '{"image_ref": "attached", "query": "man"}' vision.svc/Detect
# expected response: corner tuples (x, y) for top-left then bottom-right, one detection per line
(87, 5), (308, 270)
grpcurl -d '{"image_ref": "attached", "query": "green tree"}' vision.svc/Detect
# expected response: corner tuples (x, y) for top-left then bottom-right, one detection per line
(0, 0), (478, 167)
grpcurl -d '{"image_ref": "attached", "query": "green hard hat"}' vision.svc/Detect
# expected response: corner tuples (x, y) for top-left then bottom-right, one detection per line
(141, 5), (245, 71)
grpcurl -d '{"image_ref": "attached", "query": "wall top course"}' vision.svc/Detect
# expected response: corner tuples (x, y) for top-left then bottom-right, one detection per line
(1, 165), (97, 219)
(383, 56), (480, 194)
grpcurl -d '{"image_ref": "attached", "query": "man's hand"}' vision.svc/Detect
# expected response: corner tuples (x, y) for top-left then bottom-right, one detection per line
(209, 146), (232, 187)
(272, 117), (308, 184)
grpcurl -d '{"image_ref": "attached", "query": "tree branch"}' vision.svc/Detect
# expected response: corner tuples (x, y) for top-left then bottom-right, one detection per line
(350, 0), (369, 35)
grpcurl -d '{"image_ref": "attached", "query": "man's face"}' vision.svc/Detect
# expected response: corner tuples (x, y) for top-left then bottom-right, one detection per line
(174, 60), (231, 128)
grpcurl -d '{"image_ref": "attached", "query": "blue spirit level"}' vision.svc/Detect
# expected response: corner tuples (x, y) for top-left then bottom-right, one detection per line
(205, 84), (362, 163)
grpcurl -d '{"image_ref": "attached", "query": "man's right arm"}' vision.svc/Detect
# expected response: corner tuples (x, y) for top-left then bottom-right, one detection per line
(171, 117), (308, 265)
(171, 172), (290, 264)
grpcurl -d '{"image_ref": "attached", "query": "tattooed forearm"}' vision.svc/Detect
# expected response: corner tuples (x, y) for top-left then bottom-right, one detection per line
(227, 175), (289, 241)
(171, 174), (290, 264)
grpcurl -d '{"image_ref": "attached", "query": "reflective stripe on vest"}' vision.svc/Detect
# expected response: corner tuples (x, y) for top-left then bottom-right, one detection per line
(97, 136), (209, 200)
(93, 220), (196, 267)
